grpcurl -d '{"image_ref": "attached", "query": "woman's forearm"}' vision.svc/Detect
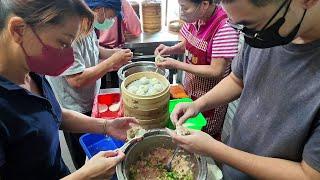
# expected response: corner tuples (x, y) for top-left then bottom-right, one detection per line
(61, 108), (105, 134)
(177, 59), (228, 78)
(195, 73), (243, 112)
(170, 40), (186, 54)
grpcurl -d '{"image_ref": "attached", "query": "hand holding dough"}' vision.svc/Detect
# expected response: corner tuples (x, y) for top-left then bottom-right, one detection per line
(155, 55), (166, 63)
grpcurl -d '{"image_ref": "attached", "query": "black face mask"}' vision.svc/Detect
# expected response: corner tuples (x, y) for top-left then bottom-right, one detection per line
(242, 0), (307, 49)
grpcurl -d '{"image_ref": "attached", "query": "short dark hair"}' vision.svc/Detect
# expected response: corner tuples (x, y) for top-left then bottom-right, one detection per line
(0, 0), (94, 36)
(222, 0), (278, 7)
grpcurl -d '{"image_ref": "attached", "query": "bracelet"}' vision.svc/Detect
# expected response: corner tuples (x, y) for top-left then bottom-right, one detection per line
(102, 120), (108, 134)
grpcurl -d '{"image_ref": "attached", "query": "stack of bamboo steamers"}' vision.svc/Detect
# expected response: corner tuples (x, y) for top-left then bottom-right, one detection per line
(121, 72), (170, 130)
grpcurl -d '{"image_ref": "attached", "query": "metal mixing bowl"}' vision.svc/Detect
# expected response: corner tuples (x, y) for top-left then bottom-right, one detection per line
(116, 129), (208, 180)
(117, 61), (170, 87)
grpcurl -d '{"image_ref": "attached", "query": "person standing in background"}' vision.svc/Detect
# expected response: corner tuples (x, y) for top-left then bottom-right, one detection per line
(99, 0), (141, 89)
(155, 0), (239, 140)
(99, 0), (142, 48)
(47, 0), (133, 169)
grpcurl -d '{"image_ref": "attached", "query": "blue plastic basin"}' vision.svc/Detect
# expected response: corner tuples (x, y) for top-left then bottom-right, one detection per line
(79, 134), (125, 159)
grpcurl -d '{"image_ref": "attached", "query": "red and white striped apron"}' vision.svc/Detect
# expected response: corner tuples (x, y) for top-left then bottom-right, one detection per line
(181, 7), (230, 139)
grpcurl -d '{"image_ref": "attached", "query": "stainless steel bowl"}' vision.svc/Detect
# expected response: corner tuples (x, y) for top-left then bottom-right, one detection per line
(116, 129), (208, 180)
(117, 61), (170, 86)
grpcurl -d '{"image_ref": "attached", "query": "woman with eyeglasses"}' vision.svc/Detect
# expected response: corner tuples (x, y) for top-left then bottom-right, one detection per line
(154, 0), (239, 140)
(0, 0), (137, 179)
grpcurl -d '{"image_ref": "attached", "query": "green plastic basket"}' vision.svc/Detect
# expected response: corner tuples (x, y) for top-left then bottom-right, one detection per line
(167, 98), (207, 130)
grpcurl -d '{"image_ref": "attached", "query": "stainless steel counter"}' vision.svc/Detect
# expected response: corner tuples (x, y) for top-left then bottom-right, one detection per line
(124, 28), (181, 49)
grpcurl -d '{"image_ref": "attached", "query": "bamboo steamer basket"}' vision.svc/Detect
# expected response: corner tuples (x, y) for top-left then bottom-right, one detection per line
(142, 0), (161, 33)
(138, 113), (169, 125)
(123, 103), (168, 117)
(141, 121), (167, 129)
(121, 72), (170, 129)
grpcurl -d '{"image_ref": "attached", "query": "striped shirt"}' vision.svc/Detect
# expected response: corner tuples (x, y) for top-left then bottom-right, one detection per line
(212, 22), (239, 59)
(180, 6), (239, 64)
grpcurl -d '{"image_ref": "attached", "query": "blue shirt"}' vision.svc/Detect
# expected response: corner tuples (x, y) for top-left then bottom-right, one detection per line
(0, 73), (70, 179)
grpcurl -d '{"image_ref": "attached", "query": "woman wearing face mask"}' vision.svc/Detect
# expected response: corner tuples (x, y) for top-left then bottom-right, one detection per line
(155, 0), (239, 140)
(98, 0), (142, 49)
(0, 0), (137, 179)
(46, 0), (133, 169)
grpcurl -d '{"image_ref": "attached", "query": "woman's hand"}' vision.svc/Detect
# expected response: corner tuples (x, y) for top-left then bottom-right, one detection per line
(155, 58), (180, 69)
(170, 102), (200, 125)
(154, 44), (173, 56)
(109, 49), (133, 68)
(105, 117), (139, 140)
(79, 151), (125, 179)
(166, 129), (215, 156)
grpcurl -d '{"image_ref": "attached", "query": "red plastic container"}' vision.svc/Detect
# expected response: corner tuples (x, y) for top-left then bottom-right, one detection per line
(92, 93), (121, 119)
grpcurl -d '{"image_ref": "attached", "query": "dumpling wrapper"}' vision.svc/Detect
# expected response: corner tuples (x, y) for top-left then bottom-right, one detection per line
(154, 84), (163, 92)
(127, 126), (147, 141)
(176, 125), (191, 136)
(98, 104), (108, 113)
(150, 78), (159, 85)
(109, 102), (120, 112)
(155, 55), (166, 63)
(128, 85), (138, 94)
(139, 77), (149, 85)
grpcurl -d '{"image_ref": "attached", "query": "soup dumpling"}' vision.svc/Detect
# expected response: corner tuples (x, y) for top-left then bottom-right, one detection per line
(154, 84), (163, 92)
(146, 88), (158, 96)
(139, 77), (149, 85)
(150, 78), (159, 85)
(128, 85), (138, 94)
(136, 89), (146, 96)
(139, 85), (149, 93)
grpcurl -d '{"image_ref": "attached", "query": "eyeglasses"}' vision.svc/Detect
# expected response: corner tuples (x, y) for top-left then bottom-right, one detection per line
(227, 0), (291, 39)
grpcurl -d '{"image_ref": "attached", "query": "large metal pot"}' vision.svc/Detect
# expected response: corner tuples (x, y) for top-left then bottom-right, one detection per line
(117, 61), (169, 87)
(116, 129), (208, 180)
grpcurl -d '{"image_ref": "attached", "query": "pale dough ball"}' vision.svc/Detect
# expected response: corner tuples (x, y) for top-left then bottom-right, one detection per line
(128, 85), (138, 94)
(139, 77), (149, 85)
(136, 89), (145, 96)
(146, 88), (158, 96)
(150, 78), (159, 85)
(138, 85), (149, 93)
(154, 84), (163, 92)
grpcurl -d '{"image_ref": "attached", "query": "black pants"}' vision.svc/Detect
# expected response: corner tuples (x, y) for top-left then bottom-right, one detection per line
(63, 111), (91, 169)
